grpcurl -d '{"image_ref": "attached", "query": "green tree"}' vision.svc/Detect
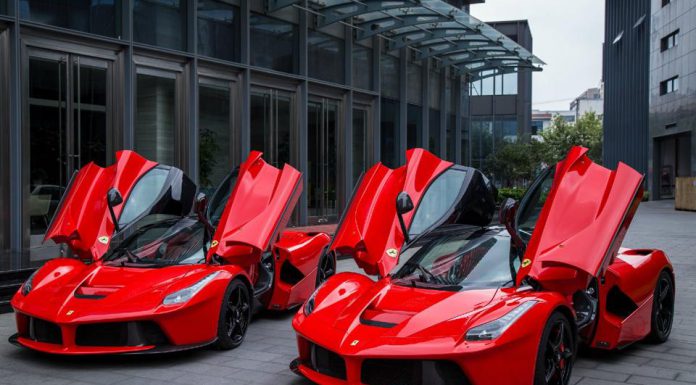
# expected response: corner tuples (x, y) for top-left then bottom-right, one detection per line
(539, 111), (603, 165)
(484, 136), (544, 187)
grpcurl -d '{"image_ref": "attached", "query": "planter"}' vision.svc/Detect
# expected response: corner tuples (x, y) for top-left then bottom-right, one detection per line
(675, 177), (696, 211)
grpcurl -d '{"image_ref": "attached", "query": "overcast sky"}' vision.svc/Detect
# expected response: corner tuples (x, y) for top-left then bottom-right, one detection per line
(470, 0), (605, 111)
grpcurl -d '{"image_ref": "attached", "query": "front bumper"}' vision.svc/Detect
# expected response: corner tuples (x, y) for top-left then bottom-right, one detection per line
(10, 311), (216, 355)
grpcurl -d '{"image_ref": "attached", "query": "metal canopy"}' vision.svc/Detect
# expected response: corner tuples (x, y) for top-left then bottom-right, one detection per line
(265, 0), (544, 79)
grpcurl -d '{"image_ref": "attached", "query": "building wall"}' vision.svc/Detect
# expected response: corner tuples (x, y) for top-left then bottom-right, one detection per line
(0, 0), (503, 272)
(603, 0), (651, 176)
(649, 0), (696, 198)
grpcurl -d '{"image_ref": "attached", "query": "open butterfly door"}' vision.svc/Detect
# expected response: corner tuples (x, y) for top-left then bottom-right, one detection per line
(206, 152), (302, 266)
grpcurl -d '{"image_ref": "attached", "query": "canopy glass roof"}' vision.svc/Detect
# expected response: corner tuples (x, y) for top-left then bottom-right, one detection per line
(266, 0), (544, 80)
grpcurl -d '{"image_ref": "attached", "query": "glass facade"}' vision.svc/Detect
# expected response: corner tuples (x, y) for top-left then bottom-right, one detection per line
(20, 0), (121, 37)
(470, 71), (518, 96)
(198, 0), (240, 62)
(134, 0), (187, 51)
(0, 0), (528, 272)
(250, 13), (298, 74)
(308, 31), (345, 84)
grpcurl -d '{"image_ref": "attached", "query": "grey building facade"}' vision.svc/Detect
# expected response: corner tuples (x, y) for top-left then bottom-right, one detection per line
(649, 0), (695, 199)
(468, 20), (534, 171)
(0, 0), (539, 276)
(604, 0), (695, 199)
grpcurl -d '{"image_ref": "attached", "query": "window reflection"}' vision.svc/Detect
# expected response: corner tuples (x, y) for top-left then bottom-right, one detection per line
(250, 14), (298, 74)
(380, 54), (399, 99)
(250, 87), (294, 168)
(353, 45), (372, 90)
(308, 31), (345, 84)
(19, 0), (121, 37)
(407, 104), (422, 149)
(134, 0), (187, 51)
(199, 79), (233, 193)
(353, 108), (368, 185)
(429, 108), (440, 154)
(380, 98), (399, 168)
(135, 72), (177, 165)
(198, 0), (240, 62)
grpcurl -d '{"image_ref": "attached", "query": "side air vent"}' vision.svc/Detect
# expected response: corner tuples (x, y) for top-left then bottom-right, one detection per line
(606, 286), (638, 318)
(280, 261), (304, 285)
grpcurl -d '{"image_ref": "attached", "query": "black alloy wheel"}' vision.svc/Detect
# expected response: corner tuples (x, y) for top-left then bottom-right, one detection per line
(534, 312), (575, 385)
(649, 270), (674, 343)
(316, 253), (335, 287)
(215, 280), (251, 350)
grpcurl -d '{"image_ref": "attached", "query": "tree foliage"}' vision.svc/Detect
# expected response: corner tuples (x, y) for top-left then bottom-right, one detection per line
(539, 111), (603, 165)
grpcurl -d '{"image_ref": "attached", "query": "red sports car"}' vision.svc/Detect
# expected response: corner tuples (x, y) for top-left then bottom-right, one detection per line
(10, 150), (333, 354)
(291, 147), (674, 385)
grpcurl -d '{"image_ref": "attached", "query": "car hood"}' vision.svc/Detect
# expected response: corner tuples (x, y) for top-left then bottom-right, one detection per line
(15, 259), (206, 322)
(44, 151), (158, 260)
(330, 149), (452, 277)
(330, 278), (502, 340)
(516, 146), (644, 293)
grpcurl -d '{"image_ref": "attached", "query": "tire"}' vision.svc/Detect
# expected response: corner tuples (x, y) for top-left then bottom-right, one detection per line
(214, 279), (252, 350)
(533, 311), (576, 385)
(315, 252), (335, 287)
(648, 270), (674, 343)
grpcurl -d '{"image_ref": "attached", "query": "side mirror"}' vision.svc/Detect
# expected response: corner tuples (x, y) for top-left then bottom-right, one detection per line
(499, 197), (526, 256)
(106, 188), (123, 232)
(396, 192), (414, 243)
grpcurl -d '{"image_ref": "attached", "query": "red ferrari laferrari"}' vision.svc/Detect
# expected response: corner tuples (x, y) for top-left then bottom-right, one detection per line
(10, 150), (333, 354)
(291, 147), (675, 385)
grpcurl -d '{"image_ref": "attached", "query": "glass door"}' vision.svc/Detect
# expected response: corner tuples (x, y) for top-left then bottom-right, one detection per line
(352, 106), (369, 186)
(308, 98), (339, 224)
(23, 48), (114, 265)
(250, 87), (295, 168)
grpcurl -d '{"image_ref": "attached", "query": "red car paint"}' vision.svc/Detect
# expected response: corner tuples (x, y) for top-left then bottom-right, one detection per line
(11, 151), (331, 355)
(291, 147), (673, 385)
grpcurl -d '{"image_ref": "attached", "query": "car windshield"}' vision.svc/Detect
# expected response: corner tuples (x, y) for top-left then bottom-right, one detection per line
(103, 216), (206, 267)
(392, 228), (515, 291)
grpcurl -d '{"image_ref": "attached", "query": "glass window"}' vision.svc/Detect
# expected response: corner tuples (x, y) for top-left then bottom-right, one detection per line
(429, 108), (440, 154)
(380, 54), (399, 99)
(198, 0), (240, 62)
(135, 72), (177, 165)
(494, 74), (503, 95)
(119, 167), (170, 226)
(308, 31), (345, 84)
(250, 14), (298, 74)
(409, 168), (467, 235)
(19, 0), (121, 37)
(199, 79), (234, 193)
(407, 62), (422, 105)
(660, 76), (679, 95)
(502, 72), (518, 95)
(0, 0), (7, 14)
(353, 108), (368, 185)
(447, 114), (456, 161)
(380, 98), (399, 168)
(407, 104), (422, 149)
(471, 118), (493, 170)
(250, 87), (294, 168)
(429, 68), (441, 109)
(353, 45), (372, 90)
(661, 30), (679, 52)
(134, 0), (187, 51)
(480, 71), (494, 95)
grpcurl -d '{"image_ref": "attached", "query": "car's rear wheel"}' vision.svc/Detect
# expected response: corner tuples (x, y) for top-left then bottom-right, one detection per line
(534, 311), (575, 385)
(648, 270), (674, 343)
(316, 252), (335, 287)
(215, 279), (251, 350)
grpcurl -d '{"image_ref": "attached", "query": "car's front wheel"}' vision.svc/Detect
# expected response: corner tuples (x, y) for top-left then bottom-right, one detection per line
(215, 279), (252, 350)
(534, 311), (575, 385)
(315, 252), (335, 287)
(648, 270), (674, 343)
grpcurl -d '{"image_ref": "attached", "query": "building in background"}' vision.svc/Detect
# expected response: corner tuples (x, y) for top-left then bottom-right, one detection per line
(468, 19), (534, 170)
(0, 1), (540, 280)
(570, 85), (603, 120)
(531, 109), (575, 136)
(603, 0), (695, 199)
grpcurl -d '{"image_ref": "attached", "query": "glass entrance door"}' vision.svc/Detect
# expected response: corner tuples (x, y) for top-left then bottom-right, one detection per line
(250, 87), (294, 168)
(24, 48), (114, 264)
(308, 98), (339, 225)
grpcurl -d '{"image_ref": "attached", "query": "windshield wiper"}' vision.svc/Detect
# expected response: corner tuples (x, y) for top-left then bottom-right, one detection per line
(403, 261), (438, 284)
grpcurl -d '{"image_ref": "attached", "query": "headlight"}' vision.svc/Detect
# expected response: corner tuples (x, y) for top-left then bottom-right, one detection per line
(303, 281), (327, 316)
(21, 269), (40, 296)
(465, 300), (538, 341)
(162, 272), (220, 305)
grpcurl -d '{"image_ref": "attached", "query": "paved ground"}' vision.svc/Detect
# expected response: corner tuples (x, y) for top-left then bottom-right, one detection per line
(0, 200), (693, 385)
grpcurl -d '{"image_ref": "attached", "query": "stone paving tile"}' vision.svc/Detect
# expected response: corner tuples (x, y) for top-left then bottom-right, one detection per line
(0, 200), (693, 385)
